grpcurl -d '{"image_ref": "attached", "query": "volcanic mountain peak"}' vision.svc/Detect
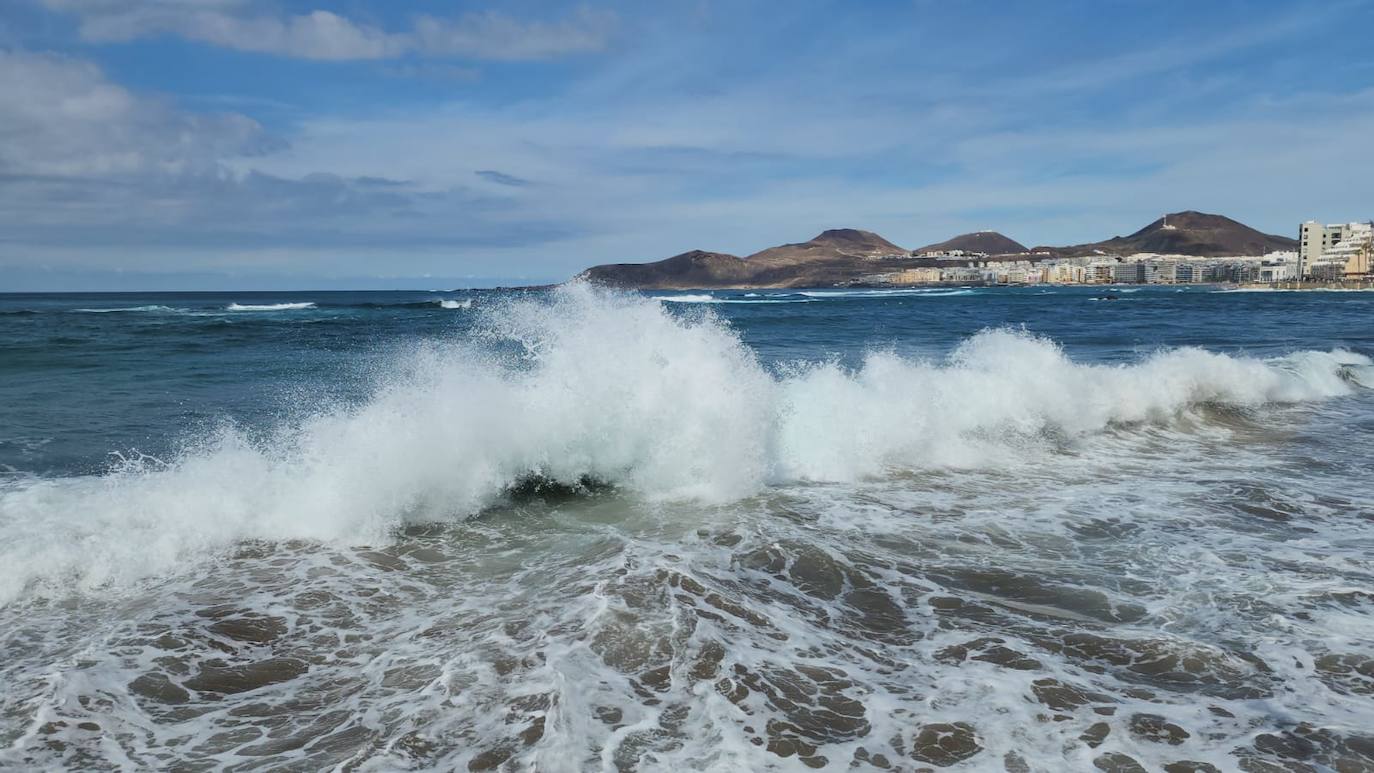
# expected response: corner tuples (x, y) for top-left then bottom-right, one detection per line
(1134, 210), (1242, 234)
(1060, 210), (1298, 257)
(916, 231), (1028, 255)
(811, 228), (898, 247)
(747, 228), (905, 265)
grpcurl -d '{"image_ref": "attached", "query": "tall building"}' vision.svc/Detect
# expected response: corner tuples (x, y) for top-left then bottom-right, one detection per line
(1112, 261), (1145, 284)
(1299, 221), (1372, 277)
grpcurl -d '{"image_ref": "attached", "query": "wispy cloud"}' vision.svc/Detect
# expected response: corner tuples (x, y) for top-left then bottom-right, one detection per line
(476, 170), (532, 187)
(38, 0), (617, 61)
(413, 7), (616, 62)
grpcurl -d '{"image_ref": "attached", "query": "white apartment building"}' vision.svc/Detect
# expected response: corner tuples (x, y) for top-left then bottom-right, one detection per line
(940, 267), (983, 283)
(1299, 221), (1373, 277)
(1256, 263), (1297, 283)
(1309, 222), (1373, 280)
(1146, 261), (1178, 284)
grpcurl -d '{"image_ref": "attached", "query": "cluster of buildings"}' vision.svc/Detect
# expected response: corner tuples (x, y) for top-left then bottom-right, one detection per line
(874, 220), (1372, 287)
(877, 253), (1301, 287)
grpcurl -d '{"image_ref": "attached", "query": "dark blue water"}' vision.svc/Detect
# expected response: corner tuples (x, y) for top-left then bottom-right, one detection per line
(3, 285), (1373, 771)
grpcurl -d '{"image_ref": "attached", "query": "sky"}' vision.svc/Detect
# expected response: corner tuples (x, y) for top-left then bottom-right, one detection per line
(2, 0), (1373, 290)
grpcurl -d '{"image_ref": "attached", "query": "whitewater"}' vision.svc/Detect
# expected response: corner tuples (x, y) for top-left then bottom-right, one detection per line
(2, 284), (1373, 771)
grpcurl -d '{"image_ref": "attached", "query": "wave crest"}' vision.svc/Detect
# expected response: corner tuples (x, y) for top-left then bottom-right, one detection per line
(226, 302), (316, 311)
(0, 284), (1367, 602)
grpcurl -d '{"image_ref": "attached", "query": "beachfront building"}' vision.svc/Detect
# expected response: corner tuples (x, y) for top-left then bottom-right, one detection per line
(1086, 261), (1116, 283)
(1143, 261), (1176, 284)
(1112, 262), (1145, 284)
(1256, 263), (1297, 283)
(941, 266), (984, 283)
(1307, 222), (1373, 281)
(1299, 221), (1374, 277)
(1046, 263), (1087, 284)
(1173, 263), (1200, 283)
(888, 267), (943, 285)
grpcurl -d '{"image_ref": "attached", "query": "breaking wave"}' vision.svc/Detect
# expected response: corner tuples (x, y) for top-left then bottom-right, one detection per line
(437, 299), (473, 309)
(0, 284), (1368, 602)
(650, 293), (815, 304)
(226, 302), (316, 311)
(72, 305), (185, 314)
(651, 294), (718, 303)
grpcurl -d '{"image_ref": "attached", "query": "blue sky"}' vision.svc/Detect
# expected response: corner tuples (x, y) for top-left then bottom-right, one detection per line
(2, 0), (1373, 289)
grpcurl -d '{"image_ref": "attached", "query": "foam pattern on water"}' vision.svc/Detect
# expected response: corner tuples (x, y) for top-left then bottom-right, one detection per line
(2, 413), (1373, 770)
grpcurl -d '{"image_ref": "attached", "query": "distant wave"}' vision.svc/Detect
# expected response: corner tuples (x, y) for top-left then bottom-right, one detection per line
(799, 288), (979, 298)
(225, 302), (316, 312)
(651, 293), (815, 304)
(1215, 287), (1374, 293)
(437, 299), (473, 309)
(72, 305), (185, 314)
(1, 283), (1370, 602)
(651, 294), (718, 303)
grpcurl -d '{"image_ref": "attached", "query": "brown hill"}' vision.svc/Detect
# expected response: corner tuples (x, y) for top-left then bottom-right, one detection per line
(577, 229), (911, 289)
(1049, 211), (1296, 257)
(746, 228), (906, 266)
(576, 250), (753, 290)
(915, 231), (1027, 255)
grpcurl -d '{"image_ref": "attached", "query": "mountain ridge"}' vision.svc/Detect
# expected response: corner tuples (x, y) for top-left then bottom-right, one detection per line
(576, 211), (1297, 289)
(1043, 211), (1297, 258)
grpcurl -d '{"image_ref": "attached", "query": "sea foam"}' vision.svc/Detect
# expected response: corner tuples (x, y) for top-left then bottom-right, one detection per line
(0, 284), (1367, 602)
(73, 305), (185, 313)
(226, 302), (316, 311)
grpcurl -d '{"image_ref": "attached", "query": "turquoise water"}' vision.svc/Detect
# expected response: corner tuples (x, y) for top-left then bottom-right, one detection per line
(1, 284), (1372, 770)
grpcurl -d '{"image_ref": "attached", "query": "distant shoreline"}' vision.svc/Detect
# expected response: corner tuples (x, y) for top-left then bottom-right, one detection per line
(576, 211), (1307, 291)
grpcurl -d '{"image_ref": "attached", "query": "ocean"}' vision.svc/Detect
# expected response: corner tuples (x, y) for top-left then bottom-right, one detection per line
(1, 284), (1372, 771)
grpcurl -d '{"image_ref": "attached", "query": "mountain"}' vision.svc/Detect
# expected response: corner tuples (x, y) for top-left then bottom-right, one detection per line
(577, 229), (910, 290)
(915, 231), (1027, 255)
(1047, 211), (1297, 257)
(573, 212), (1301, 289)
(746, 228), (906, 266)
(576, 250), (753, 290)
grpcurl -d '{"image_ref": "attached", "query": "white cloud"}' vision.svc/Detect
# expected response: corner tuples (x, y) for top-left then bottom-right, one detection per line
(0, 49), (531, 258)
(0, 49), (269, 176)
(38, 0), (616, 61)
